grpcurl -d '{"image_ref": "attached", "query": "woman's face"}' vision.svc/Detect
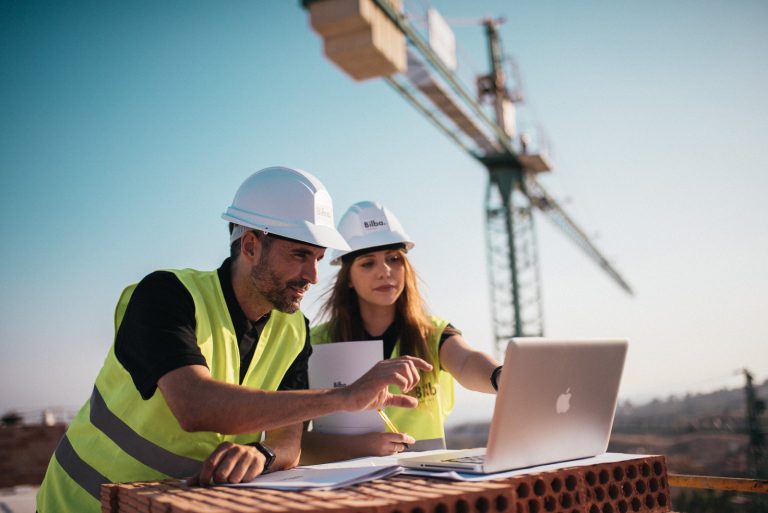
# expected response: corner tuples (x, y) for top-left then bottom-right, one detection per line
(349, 249), (406, 308)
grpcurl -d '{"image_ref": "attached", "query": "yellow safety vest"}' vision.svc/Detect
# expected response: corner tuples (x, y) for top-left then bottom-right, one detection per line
(37, 268), (306, 513)
(310, 317), (454, 451)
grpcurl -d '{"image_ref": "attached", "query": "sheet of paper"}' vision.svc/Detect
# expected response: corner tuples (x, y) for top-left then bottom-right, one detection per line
(225, 464), (401, 490)
(399, 452), (656, 481)
(223, 453), (655, 490)
(308, 339), (384, 434)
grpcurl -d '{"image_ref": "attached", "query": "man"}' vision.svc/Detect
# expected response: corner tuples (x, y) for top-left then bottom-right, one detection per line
(37, 166), (431, 513)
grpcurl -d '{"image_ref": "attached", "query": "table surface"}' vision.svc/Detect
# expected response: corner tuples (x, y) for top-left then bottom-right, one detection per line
(102, 454), (671, 513)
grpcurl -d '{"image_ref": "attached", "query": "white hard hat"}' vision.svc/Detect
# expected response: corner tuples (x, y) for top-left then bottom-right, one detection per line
(222, 166), (350, 250)
(330, 201), (415, 265)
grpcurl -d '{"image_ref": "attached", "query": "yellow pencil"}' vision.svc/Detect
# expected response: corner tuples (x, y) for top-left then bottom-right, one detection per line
(377, 409), (409, 449)
(376, 408), (399, 433)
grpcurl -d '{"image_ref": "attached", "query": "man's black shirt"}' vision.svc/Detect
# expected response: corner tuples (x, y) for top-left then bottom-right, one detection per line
(114, 258), (312, 400)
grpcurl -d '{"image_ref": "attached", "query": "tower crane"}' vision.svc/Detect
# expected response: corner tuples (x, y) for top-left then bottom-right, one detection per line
(303, 0), (633, 357)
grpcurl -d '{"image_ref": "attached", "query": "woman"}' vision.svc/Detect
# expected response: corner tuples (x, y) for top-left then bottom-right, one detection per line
(302, 201), (502, 463)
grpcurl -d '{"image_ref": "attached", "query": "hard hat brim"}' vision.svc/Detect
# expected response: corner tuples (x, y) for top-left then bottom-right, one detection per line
(223, 211), (351, 251)
(330, 235), (415, 265)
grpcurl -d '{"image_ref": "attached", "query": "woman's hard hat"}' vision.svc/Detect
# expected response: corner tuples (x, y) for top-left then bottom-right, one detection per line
(330, 201), (415, 265)
(222, 166), (350, 250)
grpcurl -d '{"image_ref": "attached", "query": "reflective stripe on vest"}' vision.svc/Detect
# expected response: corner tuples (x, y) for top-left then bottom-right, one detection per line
(88, 386), (201, 477)
(410, 437), (446, 451)
(54, 435), (108, 500)
(52, 386), (202, 499)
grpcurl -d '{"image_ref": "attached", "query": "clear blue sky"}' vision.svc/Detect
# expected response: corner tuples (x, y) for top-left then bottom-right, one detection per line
(1, 0), (766, 424)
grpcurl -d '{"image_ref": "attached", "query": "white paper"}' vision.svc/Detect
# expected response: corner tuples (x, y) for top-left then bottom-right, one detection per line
(308, 340), (384, 434)
(399, 452), (656, 481)
(224, 454), (403, 490)
(225, 463), (400, 490)
(223, 452), (654, 490)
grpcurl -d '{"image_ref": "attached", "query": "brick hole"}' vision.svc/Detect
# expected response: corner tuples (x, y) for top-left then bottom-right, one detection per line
(626, 465), (637, 479)
(534, 478), (546, 496)
(495, 494), (509, 512)
(618, 500), (628, 513)
(590, 505), (600, 513)
(613, 466), (624, 481)
(456, 499), (469, 513)
(435, 504), (448, 513)
(565, 474), (577, 491)
(559, 493), (573, 508)
(551, 477), (562, 493)
(517, 483), (530, 499)
(576, 493), (581, 504)
(649, 478), (659, 492)
(528, 498), (541, 513)
(602, 504), (614, 513)
(657, 493), (667, 507)
(411, 508), (425, 513)
(595, 487), (605, 502)
(630, 497), (641, 512)
(653, 462), (663, 476)
(608, 484), (619, 500)
(543, 495), (556, 512)
(635, 480), (646, 494)
(599, 470), (609, 484)
(476, 496), (490, 513)
(586, 471), (597, 486)
(621, 482), (632, 497)
(640, 463), (650, 478)
(644, 494), (654, 509)
(585, 489), (592, 500)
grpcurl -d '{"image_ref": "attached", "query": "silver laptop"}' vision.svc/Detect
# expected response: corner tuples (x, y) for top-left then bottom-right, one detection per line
(400, 338), (628, 474)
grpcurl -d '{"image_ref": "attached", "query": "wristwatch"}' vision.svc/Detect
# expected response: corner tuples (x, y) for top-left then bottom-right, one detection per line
(490, 365), (503, 391)
(249, 442), (276, 473)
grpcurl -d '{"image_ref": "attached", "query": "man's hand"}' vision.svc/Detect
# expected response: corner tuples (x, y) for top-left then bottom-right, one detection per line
(344, 356), (432, 411)
(187, 442), (266, 486)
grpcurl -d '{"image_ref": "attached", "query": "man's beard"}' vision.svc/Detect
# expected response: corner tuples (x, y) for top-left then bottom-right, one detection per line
(250, 262), (309, 314)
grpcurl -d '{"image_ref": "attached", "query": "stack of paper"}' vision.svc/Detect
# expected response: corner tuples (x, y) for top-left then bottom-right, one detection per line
(226, 460), (400, 491)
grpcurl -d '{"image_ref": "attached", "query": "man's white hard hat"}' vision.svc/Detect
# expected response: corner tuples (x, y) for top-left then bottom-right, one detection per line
(222, 166), (350, 250)
(330, 200), (415, 265)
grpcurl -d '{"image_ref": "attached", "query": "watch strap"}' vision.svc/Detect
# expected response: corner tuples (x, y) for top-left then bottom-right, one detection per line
(490, 365), (503, 391)
(248, 442), (275, 473)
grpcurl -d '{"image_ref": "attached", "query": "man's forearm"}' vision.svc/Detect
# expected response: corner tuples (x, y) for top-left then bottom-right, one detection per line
(264, 423), (302, 471)
(160, 357), (430, 436)
(159, 366), (351, 435)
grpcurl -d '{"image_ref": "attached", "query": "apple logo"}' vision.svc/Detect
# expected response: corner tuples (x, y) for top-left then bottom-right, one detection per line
(556, 388), (572, 414)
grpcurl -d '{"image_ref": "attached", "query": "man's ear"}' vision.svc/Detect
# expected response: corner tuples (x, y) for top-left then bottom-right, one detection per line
(240, 231), (261, 262)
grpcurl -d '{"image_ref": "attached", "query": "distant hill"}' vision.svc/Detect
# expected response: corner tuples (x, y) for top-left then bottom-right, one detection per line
(614, 379), (768, 434)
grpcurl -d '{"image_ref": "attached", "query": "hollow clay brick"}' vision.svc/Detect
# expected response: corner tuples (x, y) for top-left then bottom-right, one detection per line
(101, 455), (671, 513)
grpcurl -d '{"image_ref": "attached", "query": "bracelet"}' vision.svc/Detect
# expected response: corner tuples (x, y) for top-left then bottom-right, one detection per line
(490, 366), (503, 391)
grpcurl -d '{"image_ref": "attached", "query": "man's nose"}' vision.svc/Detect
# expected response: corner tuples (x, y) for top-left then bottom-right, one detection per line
(303, 259), (319, 284)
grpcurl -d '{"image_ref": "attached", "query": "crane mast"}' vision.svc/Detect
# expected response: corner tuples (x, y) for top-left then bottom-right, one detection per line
(480, 19), (544, 349)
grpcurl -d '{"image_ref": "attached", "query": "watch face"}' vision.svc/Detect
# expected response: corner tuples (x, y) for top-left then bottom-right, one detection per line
(255, 442), (275, 471)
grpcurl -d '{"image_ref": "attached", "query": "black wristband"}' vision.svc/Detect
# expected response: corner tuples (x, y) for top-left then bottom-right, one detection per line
(248, 442), (276, 473)
(490, 366), (503, 391)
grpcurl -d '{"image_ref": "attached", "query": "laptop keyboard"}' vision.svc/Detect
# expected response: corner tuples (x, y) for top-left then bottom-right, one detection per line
(446, 454), (486, 464)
